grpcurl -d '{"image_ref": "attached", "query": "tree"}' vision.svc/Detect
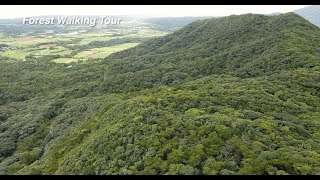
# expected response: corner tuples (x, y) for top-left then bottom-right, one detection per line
(167, 147), (185, 164)
(188, 144), (205, 167)
(202, 158), (223, 175)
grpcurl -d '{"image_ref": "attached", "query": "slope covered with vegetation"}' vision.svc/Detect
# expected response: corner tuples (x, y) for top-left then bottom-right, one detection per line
(0, 13), (320, 175)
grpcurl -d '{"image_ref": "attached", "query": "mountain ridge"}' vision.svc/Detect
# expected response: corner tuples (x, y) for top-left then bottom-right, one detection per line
(295, 5), (320, 27)
(99, 13), (320, 92)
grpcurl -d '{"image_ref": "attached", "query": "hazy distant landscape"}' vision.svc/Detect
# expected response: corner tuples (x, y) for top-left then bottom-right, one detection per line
(0, 16), (204, 63)
(0, 6), (320, 175)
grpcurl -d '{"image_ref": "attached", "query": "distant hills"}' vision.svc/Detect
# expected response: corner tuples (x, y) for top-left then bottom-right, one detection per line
(294, 5), (320, 26)
(143, 17), (208, 31)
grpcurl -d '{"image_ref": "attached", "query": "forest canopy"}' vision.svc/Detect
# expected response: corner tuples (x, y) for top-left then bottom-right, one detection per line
(0, 13), (320, 175)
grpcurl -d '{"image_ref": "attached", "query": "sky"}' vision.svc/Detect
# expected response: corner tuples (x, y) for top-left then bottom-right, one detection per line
(0, 5), (309, 19)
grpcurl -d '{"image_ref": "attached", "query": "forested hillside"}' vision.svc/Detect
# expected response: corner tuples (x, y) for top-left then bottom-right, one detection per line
(0, 13), (320, 175)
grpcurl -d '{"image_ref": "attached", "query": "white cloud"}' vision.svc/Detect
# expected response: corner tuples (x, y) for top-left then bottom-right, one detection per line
(0, 5), (309, 19)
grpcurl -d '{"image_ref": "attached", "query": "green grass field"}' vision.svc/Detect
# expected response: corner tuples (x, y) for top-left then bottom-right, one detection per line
(51, 37), (76, 42)
(2, 50), (29, 60)
(75, 43), (140, 59)
(0, 37), (50, 48)
(77, 36), (111, 45)
(32, 46), (72, 56)
(126, 29), (167, 38)
(52, 58), (79, 64)
(2, 42), (139, 62)
(2, 46), (72, 60)
(69, 33), (108, 38)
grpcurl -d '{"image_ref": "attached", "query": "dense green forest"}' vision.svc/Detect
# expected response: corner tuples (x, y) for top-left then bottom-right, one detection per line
(0, 13), (320, 175)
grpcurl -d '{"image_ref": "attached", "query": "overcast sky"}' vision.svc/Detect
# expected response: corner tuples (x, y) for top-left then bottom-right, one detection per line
(0, 5), (309, 19)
